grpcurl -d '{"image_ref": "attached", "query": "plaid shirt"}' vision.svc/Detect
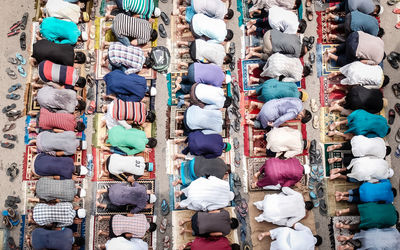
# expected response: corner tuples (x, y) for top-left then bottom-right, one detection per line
(108, 42), (145, 75)
(112, 214), (149, 238)
(36, 177), (76, 202)
(33, 202), (76, 227)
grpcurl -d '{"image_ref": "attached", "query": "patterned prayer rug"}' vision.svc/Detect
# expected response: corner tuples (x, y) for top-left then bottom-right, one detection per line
(316, 43), (341, 77)
(319, 107), (347, 143)
(326, 180), (359, 217)
(95, 180), (155, 215)
(330, 216), (360, 250)
(323, 143), (351, 177)
(169, 16), (195, 72)
(316, 10), (346, 44)
(319, 76), (345, 107)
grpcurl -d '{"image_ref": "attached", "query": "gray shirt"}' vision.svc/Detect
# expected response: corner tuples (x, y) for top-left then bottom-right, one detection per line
(194, 156), (227, 179)
(192, 0), (227, 19)
(346, 0), (375, 14)
(270, 30), (301, 58)
(185, 105), (223, 135)
(36, 177), (76, 202)
(36, 86), (78, 114)
(196, 209), (231, 236)
(353, 228), (400, 250)
(194, 39), (226, 66)
(36, 131), (79, 156)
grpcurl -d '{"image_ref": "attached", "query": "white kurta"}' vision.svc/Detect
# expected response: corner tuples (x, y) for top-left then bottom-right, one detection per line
(195, 84), (226, 110)
(44, 0), (81, 23)
(347, 157), (393, 182)
(108, 154), (146, 176)
(105, 237), (148, 250)
(269, 223), (317, 250)
(339, 61), (383, 89)
(350, 135), (386, 158)
(268, 6), (299, 34)
(266, 127), (303, 158)
(260, 53), (303, 82)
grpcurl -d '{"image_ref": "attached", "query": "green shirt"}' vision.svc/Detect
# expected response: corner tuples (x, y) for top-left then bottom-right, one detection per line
(107, 126), (148, 155)
(358, 203), (397, 229)
(256, 79), (300, 103)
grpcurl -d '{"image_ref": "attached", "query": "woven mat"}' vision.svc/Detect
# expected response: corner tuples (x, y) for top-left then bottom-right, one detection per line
(171, 207), (239, 249)
(91, 146), (155, 182)
(316, 43), (341, 78)
(316, 10), (346, 44)
(323, 143), (352, 177)
(319, 76), (345, 107)
(169, 16), (194, 72)
(325, 179), (359, 217)
(92, 215), (155, 249)
(247, 156), (307, 191)
(95, 180), (155, 215)
(248, 186), (316, 250)
(22, 145), (87, 181)
(330, 216), (360, 250)
(166, 106), (230, 139)
(319, 107), (347, 143)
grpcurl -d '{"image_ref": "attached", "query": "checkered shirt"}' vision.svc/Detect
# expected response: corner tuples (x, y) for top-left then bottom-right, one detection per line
(108, 42), (145, 75)
(33, 202), (75, 227)
(36, 177), (76, 202)
(112, 214), (149, 238)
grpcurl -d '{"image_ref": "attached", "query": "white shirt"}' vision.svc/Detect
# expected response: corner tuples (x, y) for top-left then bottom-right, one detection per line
(350, 135), (386, 158)
(191, 14), (227, 43)
(270, 223), (317, 250)
(260, 53), (303, 82)
(195, 84), (226, 110)
(44, 0), (81, 23)
(192, 0), (227, 19)
(103, 101), (131, 130)
(105, 237), (148, 250)
(254, 187), (305, 226)
(347, 157), (393, 182)
(268, 6), (299, 34)
(266, 127), (303, 158)
(108, 154), (146, 176)
(180, 176), (234, 211)
(195, 39), (226, 66)
(339, 61), (383, 89)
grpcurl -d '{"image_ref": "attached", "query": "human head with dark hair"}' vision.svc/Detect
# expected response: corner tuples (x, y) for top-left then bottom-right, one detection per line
(74, 52), (86, 64)
(303, 65), (311, 77)
(224, 96), (232, 108)
(146, 111), (156, 123)
(293, 0), (302, 9)
(230, 218), (239, 229)
(382, 75), (389, 88)
(76, 77), (87, 89)
(396, 211), (399, 223)
(225, 9), (234, 20)
(144, 57), (154, 68)
(149, 222), (157, 232)
(225, 29), (234, 42)
(73, 237), (85, 247)
(392, 188), (397, 198)
(377, 27), (385, 38)
(231, 243), (241, 250)
(386, 146), (392, 156)
(314, 235), (323, 246)
(305, 201), (314, 211)
(150, 29), (158, 42)
(226, 164), (232, 174)
(76, 99), (86, 111)
(372, 4), (383, 16)
(297, 19), (307, 34)
(75, 121), (86, 132)
(224, 54), (233, 64)
(146, 137), (157, 148)
(303, 139), (309, 150)
(299, 109), (312, 124)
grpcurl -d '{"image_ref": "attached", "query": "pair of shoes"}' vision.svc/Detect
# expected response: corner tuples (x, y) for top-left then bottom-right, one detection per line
(387, 51), (400, 69)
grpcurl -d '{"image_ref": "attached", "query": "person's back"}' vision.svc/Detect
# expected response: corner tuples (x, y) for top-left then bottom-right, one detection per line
(257, 158), (303, 187)
(193, 156), (227, 179)
(183, 131), (225, 158)
(192, 63), (225, 87)
(33, 202), (74, 226)
(189, 236), (232, 250)
(113, 13), (152, 45)
(34, 153), (75, 179)
(33, 40), (75, 66)
(270, 29), (301, 57)
(257, 97), (303, 128)
(268, 6), (299, 34)
(347, 156), (392, 182)
(196, 209), (231, 236)
(350, 135), (386, 158)
(107, 125), (148, 155)
(38, 107), (77, 131)
(339, 61), (384, 88)
(40, 17), (80, 45)
(38, 60), (80, 86)
(186, 105), (223, 135)
(111, 99), (147, 125)
(344, 86), (383, 114)
(192, 83), (225, 109)
(108, 154), (146, 176)
(354, 31), (384, 65)
(358, 203), (398, 229)
(345, 109), (389, 138)
(353, 228), (400, 249)
(260, 53), (303, 82)
(348, 11), (379, 36)
(193, 39), (226, 66)
(122, 0), (155, 20)
(192, 0), (227, 19)
(359, 179), (394, 203)
(104, 70), (147, 102)
(256, 79), (300, 103)
(44, 0), (81, 23)
(108, 183), (147, 209)
(108, 42), (145, 74)
(36, 177), (76, 202)
(346, 0), (375, 14)
(36, 86), (77, 113)
(271, 223), (317, 250)
(191, 14), (227, 43)
(37, 130), (78, 155)
(31, 228), (73, 250)
(266, 127), (303, 158)
(112, 214), (149, 238)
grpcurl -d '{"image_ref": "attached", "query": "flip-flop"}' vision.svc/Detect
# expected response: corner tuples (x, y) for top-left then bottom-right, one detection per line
(3, 134), (17, 141)
(388, 0), (400, 6)
(229, 56), (236, 71)
(388, 109), (396, 125)
(6, 94), (20, 100)
(312, 115), (319, 129)
(387, 54), (399, 69)
(16, 53), (26, 65)
(9, 21), (21, 31)
(319, 199), (327, 216)
(159, 217), (167, 234)
(7, 57), (18, 65)
(160, 11), (170, 25)
(159, 24), (167, 38)
(6, 110), (21, 118)
(395, 103), (400, 115)
(392, 84), (400, 98)
(309, 191), (319, 207)
(306, 7), (314, 21)
(20, 12), (28, 30)
(233, 137), (240, 149)
(2, 104), (16, 113)
(161, 199), (169, 216)
(316, 182), (324, 198)
(8, 84), (21, 93)
(6, 68), (17, 80)
(1, 142), (14, 149)
(17, 65), (26, 78)
(310, 99), (319, 112)
(7, 29), (20, 37)
(394, 8), (400, 14)
(395, 128), (400, 143)
(229, 42), (236, 55)
(2, 123), (16, 132)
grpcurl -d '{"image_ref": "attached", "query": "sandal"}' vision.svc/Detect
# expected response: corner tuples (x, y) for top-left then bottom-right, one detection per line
(2, 123), (16, 132)
(17, 65), (26, 78)
(395, 103), (400, 115)
(310, 98), (319, 112)
(312, 115), (319, 129)
(388, 109), (396, 125)
(4, 134), (17, 141)
(309, 191), (319, 207)
(387, 54), (399, 69)
(7, 57), (19, 65)
(6, 68), (17, 80)
(392, 83), (400, 98)
(233, 137), (240, 149)
(8, 84), (21, 93)
(2, 104), (16, 113)
(16, 53), (26, 65)
(393, 8), (400, 14)
(160, 11), (170, 25)
(388, 0), (400, 5)
(2, 217), (12, 229)
(7, 29), (20, 37)
(159, 24), (167, 38)
(395, 128), (400, 143)
(6, 94), (20, 100)
(6, 110), (21, 118)
(20, 12), (28, 30)
(306, 7), (314, 21)
(9, 21), (21, 31)
(229, 41), (236, 55)
(1, 142), (15, 149)
(159, 217), (167, 233)
(163, 236), (170, 249)
(161, 199), (170, 216)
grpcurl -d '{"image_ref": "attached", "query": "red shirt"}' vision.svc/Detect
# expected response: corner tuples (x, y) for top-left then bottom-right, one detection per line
(38, 108), (77, 131)
(188, 237), (231, 250)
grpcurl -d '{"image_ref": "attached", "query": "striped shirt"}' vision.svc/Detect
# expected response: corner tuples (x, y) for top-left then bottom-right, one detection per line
(112, 214), (149, 237)
(33, 202), (76, 227)
(122, 0), (155, 20)
(38, 60), (79, 86)
(36, 177), (77, 202)
(108, 42), (145, 75)
(113, 14), (152, 45)
(112, 99), (147, 125)
(38, 107), (77, 131)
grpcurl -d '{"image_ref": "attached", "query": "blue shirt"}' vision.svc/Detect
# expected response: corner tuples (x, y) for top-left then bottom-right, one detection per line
(359, 179), (394, 203)
(185, 105), (222, 135)
(345, 109), (389, 138)
(104, 70), (147, 102)
(40, 17), (81, 45)
(32, 228), (74, 250)
(345, 0), (375, 14)
(182, 131), (225, 158)
(256, 79), (300, 103)
(349, 11), (379, 36)
(257, 97), (303, 128)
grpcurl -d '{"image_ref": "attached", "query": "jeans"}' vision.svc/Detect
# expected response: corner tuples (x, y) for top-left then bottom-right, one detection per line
(108, 56), (128, 72)
(348, 188), (361, 203)
(177, 95), (185, 108)
(111, 25), (131, 47)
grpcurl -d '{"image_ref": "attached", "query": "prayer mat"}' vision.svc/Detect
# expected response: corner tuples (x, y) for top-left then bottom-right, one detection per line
(22, 145), (87, 181)
(91, 146), (155, 182)
(319, 107), (346, 143)
(171, 208), (239, 249)
(247, 156), (307, 191)
(316, 43), (340, 77)
(95, 180), (155, 215)
(167, 106), (230, 139)
(323, 143), (351, 177)
(169, 16), (195, 72)
(316, 9), (346, 44)
(248, 187), (316, 250)
(92, 215), (155, 249)
(326, 180), (359, 217)
(319, 76), (345, 107)
(330, 216), (360, 250)
(24, 114), (87, 145)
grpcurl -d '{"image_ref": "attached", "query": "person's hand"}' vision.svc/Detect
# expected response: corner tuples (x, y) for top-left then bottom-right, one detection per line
(267, 122), (274, 126)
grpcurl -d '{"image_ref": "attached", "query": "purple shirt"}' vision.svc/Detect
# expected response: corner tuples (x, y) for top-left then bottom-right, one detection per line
(257, 158), (303, 187)
(108, 183), (148, 213)
(193, 63), (225, 87)
(182, 131), (225, 158)
(257, 97), (303, 128)
(34, 153), (75, 179)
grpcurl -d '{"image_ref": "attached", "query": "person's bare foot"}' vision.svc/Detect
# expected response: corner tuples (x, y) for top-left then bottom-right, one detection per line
(327, 34), (336, 42)
(248, 102), (258, 112)
(327, 130), (337, 137)
(323, 50), (329, 64)
(327, 144), (341, 152)
(248, 76), (259, 85)
(175, 202), (180, 209)
(258, 232), (269, 241)
(328, 103), (341, 113)
(328, 157), (342, 164)
(246, 119), (255, 126)
(335, 222), (345, 229)
(329, 173), (341, 180)
(327, 85), (339, 94)
(245, 51), (255, 60)
(337, 235), (351, 242)
(179, 220), (185, 226)
(251, 182), (258, 189)
(336, 209), (344, 216)
(175, 191), (182, 197)
(330, 168), (342, 175)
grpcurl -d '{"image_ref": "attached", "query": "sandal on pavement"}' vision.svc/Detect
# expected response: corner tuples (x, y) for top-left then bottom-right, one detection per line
(9, 21), (21, 31)
(160, 11), (170, 25)
(7, 29), (20, 37)
(1, 142), (15, 149)
(7, 57), (18, 65)
(159, 24), (167, 38)
(312, 115), (319, 129)
(159, 217), (167, 234)
(163, 236), (170, 250)
(309, 191), (319, 207)
(161, 199), (170, 216)
(4, 134), (17, 141)
(306, 7), (314, 21)
(392, 84), (400, 98)
(2, 104), (16, 113)
(20, 12), (28, 30)
(8, 84), (21, 93)
(17, 65), (26, 78)
(310, 99), (319, 112)
(6, 94), (20, 100)
(395, 128), (400, 143)
(3, 123), (16, 132)
(6, 110), (21, 118)
(395, 103), (400, 115)
(233, 137), (240, 149)
(393, 8), (400, 14)
(6, 68), (17, 80)
(389, 109), (396, 125)
(16, 53), (26, 65)
(319, 199), (327, 216)
(388, 0), (400, 5)
(387, 54), (399, 69)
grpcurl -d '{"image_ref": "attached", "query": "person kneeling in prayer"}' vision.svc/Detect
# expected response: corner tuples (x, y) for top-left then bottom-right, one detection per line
(29, 202), (86, 227)
(335, 228), (400, 250)
(247, 79), (308, 103)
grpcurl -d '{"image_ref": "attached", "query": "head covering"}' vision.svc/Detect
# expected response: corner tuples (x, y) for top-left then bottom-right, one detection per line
(149, 194), (157, 203)
(300, 90), (308, 102)
(79, 189), (86, 198)
(153, 7), (161, 17)
(81, 31), (88, 41)
(79, 166), (88, 176)
(378, 5), (384, 15)
(150, 87), (157, 96)
(388, 168), (394, 178)
(225, 74), (232, 83)
(77, 209), (86, 218)
(303, 164), (310, 175)
(82, 12), (89, 22)
(224, 142), (232, 152)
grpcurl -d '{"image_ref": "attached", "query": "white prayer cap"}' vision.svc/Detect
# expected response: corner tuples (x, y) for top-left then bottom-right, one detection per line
(154, 7), (161, 17)
(150, 87), (157, 96)
(378, 5), (384, 15)
(79, 189), (86, 198)
(149, 194), (157, 203)
(303, 164), (311, 175)
(388, 168), (394, 178)
(225, 74), (232, 83)
(79, 166), (88, 176)
(81, 31), (88, 41)
(77, 209), (86, 218)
